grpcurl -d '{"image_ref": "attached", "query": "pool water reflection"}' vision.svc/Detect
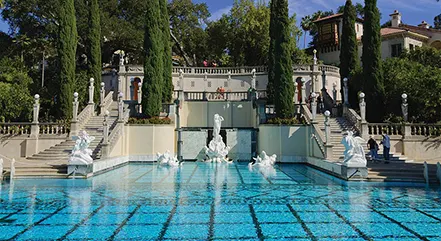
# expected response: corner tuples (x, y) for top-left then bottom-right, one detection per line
(1, 162), (441, 240)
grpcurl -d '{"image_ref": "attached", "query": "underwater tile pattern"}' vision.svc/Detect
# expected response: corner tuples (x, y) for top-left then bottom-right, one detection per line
(0, 162), (441, 240)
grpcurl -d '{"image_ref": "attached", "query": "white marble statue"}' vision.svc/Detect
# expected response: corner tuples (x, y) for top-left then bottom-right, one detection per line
(156, 150), (181, 167)
(248, 151), (277, 178)
(204, 114), (231, 163)
(250, 151), (277, 167)
(0, 158), (3, 179)
(341, 131), (367, 167)
(69, 130), (95, 165)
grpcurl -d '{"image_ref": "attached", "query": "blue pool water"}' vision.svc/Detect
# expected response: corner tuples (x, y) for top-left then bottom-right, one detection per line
(1, 162), (441, 240)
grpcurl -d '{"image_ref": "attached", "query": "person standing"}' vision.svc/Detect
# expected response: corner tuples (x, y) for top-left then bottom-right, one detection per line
(380, 133), (391, 163)
(367, 136), (378, 161)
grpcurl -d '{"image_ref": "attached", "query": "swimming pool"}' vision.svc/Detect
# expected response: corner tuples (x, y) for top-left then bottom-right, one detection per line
(1, 162), (441, 240)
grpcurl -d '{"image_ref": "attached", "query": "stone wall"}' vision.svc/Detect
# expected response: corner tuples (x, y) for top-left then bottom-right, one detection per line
(258, 125), (308, 163)
(181, 101), (256, 128)
(0, 136), (66, 158)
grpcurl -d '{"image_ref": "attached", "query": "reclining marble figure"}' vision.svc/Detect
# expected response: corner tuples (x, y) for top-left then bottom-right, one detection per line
(69, 130), (95, 165)
(250, 151), (277, 167)
(156, 150), (181, 167)
(341, 131), (367, 167)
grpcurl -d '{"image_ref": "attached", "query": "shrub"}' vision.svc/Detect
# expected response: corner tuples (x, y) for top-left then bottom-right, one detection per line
(266, 116), (306, 125)
(127, 117), (172, 125)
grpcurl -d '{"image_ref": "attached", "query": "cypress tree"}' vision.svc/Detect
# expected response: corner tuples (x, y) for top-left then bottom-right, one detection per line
(142, 0), (163, 117)
(58, 0), (78, 119)
(339, 0), (359, 106)
(160, 0), (173, 103)
(273, 0), (294, 118)
(267, 0), (277, 104)
(88, 0), (102, 103)
(362, 0), (384, 122)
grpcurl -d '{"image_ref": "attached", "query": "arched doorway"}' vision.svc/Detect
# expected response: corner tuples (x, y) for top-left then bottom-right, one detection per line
(133, 77), (141, 101)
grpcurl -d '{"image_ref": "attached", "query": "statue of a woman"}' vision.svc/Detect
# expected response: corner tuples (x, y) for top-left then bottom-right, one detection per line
(213, 114), (224, 138)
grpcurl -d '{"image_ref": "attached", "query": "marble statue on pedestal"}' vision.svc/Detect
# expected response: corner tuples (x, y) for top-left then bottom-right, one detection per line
(204, 114), (231, 163)
(69, 130), (95, 165)
(156, 151), (181, 167)
(341, 131), (367, 167)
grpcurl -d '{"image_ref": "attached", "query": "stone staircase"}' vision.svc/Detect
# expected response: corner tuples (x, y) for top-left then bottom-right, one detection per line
(314, 114), (438, 183)
(12, 102), (119, 178)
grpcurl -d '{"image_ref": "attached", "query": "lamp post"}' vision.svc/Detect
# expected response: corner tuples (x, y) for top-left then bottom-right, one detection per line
(118, 92), (124, 122)
(100, 82), (105, 115)
(174, 96), (183, 162)
(311, 92), (317, 122)
(401, 93), (408, 122)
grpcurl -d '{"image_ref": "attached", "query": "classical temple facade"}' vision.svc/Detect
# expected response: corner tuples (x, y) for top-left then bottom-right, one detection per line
(315, 10), (441, 65)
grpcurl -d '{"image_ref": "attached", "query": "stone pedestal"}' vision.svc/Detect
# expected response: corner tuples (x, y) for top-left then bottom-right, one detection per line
(70, 121), (80, 137)
(341, 165), (368, 179)
(360, 121), (369, 140)
(68, 161), (93, 178)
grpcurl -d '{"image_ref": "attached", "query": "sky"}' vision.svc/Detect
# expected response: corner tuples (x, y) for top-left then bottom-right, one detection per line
(1, 0), (441, 48)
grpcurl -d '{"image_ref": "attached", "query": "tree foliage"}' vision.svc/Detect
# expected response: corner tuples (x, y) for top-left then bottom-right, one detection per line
(160, 0), (173, 103)
(57, 0), (77, 119)
(266, 0), (276, 104)
(383, 58), (441, 123)
(0, 57), (33, 122)
(272, 0), (294, 118)
(339, 0), (359, 105)
(362, 0), (384, 122)
(142, 0), (163, 117)
(88, 0), (102, 103)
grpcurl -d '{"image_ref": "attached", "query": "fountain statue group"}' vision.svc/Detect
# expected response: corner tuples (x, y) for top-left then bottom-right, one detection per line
(341, 131), (367, 167)
(156, 151), (181, 167)
(204, 114), (231, 163)
(68, 130), (95, 165)
(250, 151), (277, 167)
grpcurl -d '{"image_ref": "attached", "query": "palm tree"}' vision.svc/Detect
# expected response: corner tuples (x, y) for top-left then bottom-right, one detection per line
(301, 15), (312, 48)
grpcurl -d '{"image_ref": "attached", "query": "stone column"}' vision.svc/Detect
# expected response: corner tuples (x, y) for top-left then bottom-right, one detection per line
(251, 69), (256, 90)
(332, 83), (338, 117)
(310, 49), (318, 93)
(101, 110), (110, 158)
(332, 83), (337, 103)
(324, 110), (333, 159)
(174, 98), (183, 162)
(359, 92), (366, 122)
(301, 77), (306, 105)
(118, 92), (124, 122)
(203, 71), (208, 100)
(311, 92), (317, 123)
(30, 94), (40, 138)
(137, 82), (142, 114)
(71, 92), (80, 136)
(100, 82), (106, 115)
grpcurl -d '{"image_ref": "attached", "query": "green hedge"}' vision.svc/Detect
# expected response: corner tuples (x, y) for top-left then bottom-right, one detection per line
(127, 117), (172, 125)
